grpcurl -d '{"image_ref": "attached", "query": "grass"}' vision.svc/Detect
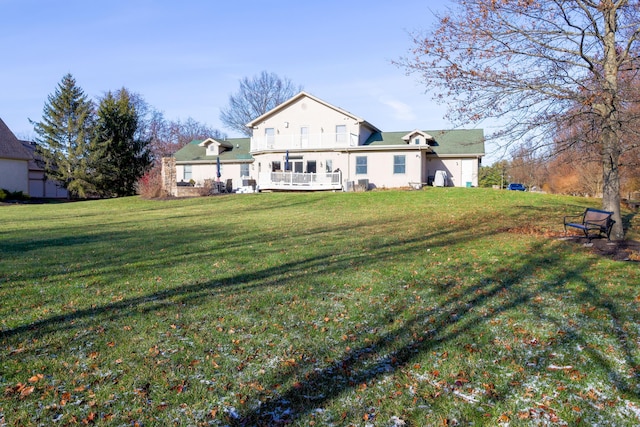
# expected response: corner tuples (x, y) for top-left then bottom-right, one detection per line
(0, 189), (638, 426)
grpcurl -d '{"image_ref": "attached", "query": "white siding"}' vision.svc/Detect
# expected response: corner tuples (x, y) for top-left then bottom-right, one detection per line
(0, 158), (29, 194)
(176, 163), (255, 190)
(251, 96), (375, 151)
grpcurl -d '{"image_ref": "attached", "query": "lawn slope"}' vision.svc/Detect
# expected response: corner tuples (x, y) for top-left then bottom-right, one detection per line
(1, 189), (638, 426)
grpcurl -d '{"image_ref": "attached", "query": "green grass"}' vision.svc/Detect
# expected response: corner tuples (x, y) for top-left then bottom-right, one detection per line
(1, 189), (638, 426)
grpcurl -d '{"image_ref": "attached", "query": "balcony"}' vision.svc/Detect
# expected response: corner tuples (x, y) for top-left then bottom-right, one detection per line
(251, 132), (358, 152)
(258, 171), (343, 191)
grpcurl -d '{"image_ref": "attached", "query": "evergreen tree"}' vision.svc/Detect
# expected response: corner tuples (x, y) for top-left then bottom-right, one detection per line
(32, 74), (95, 198)
(92, 88), (152, 197)
(479, 161), (508, 188)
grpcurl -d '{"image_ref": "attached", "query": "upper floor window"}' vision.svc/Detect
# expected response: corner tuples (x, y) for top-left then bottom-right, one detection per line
(393, 155), (406, 174)
(265, 128), (275, 147)
(355, 156), (367, 175)
(300, 126), (309, 145)
(336, 125), (346, 143)
(414, 138), (421, 145)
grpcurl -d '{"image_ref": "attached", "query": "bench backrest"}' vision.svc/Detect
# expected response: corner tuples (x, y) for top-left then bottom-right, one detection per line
(583, 208), (613, 226)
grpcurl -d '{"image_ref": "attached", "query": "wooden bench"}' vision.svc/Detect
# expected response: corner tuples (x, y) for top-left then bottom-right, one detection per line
(563, 208), (615, 241)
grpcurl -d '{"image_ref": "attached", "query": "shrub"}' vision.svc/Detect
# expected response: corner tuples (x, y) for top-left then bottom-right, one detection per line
(137, 168), (167, 199)
(0, 189), (30, 201)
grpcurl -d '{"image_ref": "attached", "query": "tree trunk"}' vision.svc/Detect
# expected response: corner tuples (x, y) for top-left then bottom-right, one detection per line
(600, 4), (624, 241)
(601, 130), (624, 240)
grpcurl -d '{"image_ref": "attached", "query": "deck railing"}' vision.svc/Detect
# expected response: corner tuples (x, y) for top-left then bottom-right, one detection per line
(251, 132), (358, 152)
(258, 171), (342, 190)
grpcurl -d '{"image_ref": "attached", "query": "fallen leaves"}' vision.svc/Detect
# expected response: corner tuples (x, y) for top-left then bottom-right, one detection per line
(28, 373), (44, 383)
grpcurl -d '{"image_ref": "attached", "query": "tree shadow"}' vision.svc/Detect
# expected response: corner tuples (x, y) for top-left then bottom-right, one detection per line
(225, 240), (639, 426)
(2, 203), (637, 425)
(0, 213), (487, 342)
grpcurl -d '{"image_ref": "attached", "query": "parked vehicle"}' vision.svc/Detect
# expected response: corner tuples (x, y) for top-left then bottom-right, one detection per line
(507, 183), (526, 191)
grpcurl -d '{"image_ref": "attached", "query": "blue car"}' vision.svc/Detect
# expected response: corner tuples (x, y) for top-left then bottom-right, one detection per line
(507, 183), (526, 191)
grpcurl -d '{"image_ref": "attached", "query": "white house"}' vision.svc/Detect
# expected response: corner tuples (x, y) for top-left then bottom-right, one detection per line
(20, 140), (69, 198)
(167, 92), (484, 194)
(0, 118), (30, 195)
(0, 117), (69, 198)
(172, 137), (253, 194)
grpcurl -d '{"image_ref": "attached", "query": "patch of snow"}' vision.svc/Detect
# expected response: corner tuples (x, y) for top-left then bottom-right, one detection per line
(387, 416), (406, 426)
(224, 406), (240, 420)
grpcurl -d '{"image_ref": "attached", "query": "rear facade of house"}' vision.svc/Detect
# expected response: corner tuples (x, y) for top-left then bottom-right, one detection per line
(168, 92), (485, 194)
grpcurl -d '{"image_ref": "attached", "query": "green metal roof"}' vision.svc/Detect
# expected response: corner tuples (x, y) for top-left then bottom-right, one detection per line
(173, 138), (252, 162)
(364, 129), (485, 155)
(173, 129), (484, 162)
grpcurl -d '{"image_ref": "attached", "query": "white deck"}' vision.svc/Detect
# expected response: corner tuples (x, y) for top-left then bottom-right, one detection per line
(258, 171), (343, 191)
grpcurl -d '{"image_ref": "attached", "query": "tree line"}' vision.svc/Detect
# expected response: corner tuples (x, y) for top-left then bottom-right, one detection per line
(32, 74), (230, 199)
(31, 72), (300, 199)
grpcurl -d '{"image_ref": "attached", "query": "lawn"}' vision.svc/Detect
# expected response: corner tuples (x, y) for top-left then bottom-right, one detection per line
(1, 189), (638, 426)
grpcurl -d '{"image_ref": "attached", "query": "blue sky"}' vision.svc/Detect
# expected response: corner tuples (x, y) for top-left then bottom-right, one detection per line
(2, 0), (495, 157)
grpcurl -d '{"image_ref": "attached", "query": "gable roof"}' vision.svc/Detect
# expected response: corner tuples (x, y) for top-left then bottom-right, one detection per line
(174, 138), (252, 163)
(198, 138), (234, 149)
(364, 129), (485, 155)
(401, 130), (435, 142)
(246, 91), (382, 133)
(0, 118), (31, 160)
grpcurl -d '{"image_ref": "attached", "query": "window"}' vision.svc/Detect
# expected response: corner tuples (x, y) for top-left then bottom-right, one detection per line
(183, 165), (192, 181)
(306, 160), (317, 173)
(240, 164), (250, 177)
(325, 159), (333, 173)
(300, 126), (309, 146)
(355, 156), (367, 175)
(414, 138), (421, 145)
(394, 155), (406, 174)
(272, 161), (281, 171)
(336, 125), (346, 143)
(265, 128), (275, 147)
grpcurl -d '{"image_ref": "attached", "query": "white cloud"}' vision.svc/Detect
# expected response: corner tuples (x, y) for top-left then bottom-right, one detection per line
(379, 98), (416, 121)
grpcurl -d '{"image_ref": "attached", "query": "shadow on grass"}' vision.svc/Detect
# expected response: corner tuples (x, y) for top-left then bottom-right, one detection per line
(0, 213), (481, 341)
(228, 241), (639, 426)
(1, 203), (638, 425)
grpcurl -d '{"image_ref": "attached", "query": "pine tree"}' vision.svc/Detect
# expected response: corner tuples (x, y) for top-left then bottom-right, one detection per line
(32, 74), (95, 198)
(92, 88), (152, 197)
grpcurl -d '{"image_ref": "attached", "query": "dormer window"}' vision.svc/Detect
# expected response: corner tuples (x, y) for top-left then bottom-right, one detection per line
(402, 130), (435, 146)
(199, 138), (233, 156)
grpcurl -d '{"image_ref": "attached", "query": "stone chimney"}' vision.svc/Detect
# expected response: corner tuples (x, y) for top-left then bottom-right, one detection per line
(161, 157), (177, 197)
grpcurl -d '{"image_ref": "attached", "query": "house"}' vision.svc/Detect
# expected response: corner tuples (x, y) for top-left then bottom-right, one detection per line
(20, 140), (68, 198)
(165, 92), (484, 194)
(167, 137), (253, 196)
(0, 118), (30, 194)
(0, 117), (69, 198)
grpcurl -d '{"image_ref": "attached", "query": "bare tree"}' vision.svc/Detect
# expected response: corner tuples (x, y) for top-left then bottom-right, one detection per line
(220, 71), (302, 137)
(508, 143), (549, 190)
(128, 94), (226, 162)
(399, 0), (640, 240)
